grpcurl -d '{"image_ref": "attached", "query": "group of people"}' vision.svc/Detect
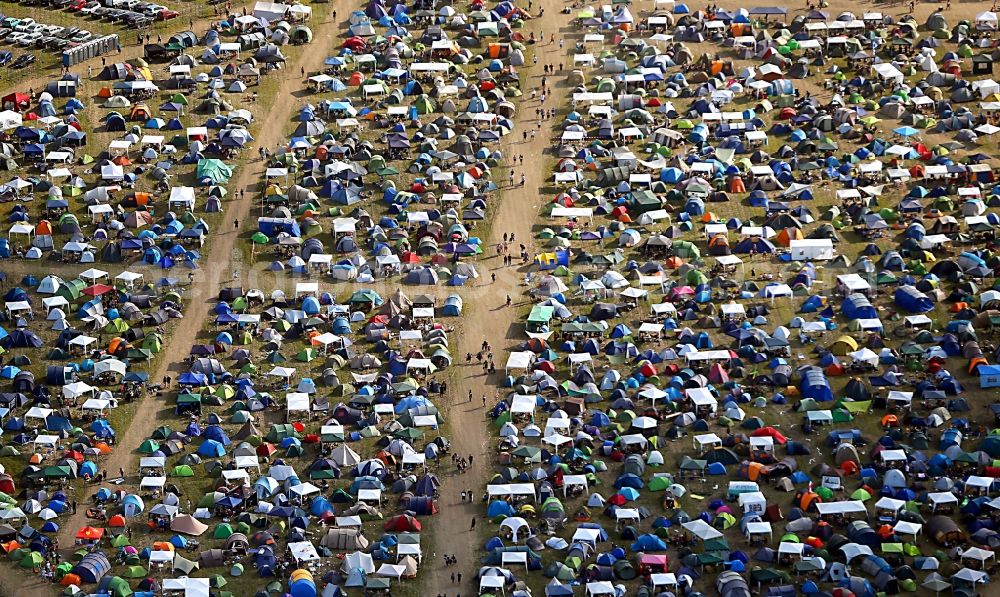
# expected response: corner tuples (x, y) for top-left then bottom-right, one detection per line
(451, 452), (474, 473)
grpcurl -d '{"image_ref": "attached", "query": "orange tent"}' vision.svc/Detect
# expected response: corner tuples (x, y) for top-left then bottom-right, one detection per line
(35, 220), (53, 236)
(29, 453), (43, 464)
(93, 442), (112, 454)
(799, 491), (822, 511)
(129, 104), (151, 121)
(97, 87), (113, 98)
(744, 461), (765, 481)
(881, 414), (899, 428)
(152, 541), (175, 552)
(0, 540), (20, 553)
(108, 337), (127, 354)
(664, 256), (685, 269)
(315, 146), (328, 160)
(701, 212), (718, 223)
(347, 72), (364, 86)
(969, 357), (988, 373)
(951, 302), (968, 312)
(709, 60), (723, 75)
(728, 176), (745, 193)
(708, 236), (730, 252)
(60, 574), (81, 587)
(108, 514), (127, 527)
(775, 227), (804, 247)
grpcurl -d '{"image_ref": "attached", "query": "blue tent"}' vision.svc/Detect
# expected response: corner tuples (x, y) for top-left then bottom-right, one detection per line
(980, 364), (1000, 389)
(894, 286), (934, 313)
(842, 295), (877, 319)
(197, 439), (226, 457)
(800, 369), (833, 402)
(630, 534), (667, 551)
(72, 552), (111, 583)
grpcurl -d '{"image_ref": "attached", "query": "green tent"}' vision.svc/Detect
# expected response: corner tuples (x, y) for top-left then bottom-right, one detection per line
(20, 551), (44, 568)
(196, 159), (233, 184)
(152, 425), (173, 439)
(172, 465), (194, 477)
(111, 535), (131, 547)
(413, 94), (436, 114)
(266, 424), (298, 442)
(138, 439), (160, 454)
(123, 565), (147, 578)
(142, 334), (163, 353)
(105, 576), (133, 597)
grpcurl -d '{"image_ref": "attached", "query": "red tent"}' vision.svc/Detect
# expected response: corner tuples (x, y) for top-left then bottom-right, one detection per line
(384, 514), (421, 532)
(750, 426), (787, 444)
(708, 363), (729, 384)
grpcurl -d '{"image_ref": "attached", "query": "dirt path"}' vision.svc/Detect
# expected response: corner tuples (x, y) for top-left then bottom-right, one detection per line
(426, 1), (575, 593)
(49, 6), (347, 553)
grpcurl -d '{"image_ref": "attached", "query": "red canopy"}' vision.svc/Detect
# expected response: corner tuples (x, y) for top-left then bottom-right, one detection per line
(1, 93), (30, 111)
(76, 526), (104, 540)
(82, 284), (114, 296)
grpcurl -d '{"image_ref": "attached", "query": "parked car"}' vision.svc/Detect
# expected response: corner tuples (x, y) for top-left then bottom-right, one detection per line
(0, 50), (12, 66)
(17, 32), (42, 46)
(68, 0), (88, 10)
(125, 14), (151, 27)
(80, 1), (101, 13)
(157, 8), (178, 19)
(11, 53), (35, 68)
(13, 18), (36, 31)
(70, 29), (91, 42)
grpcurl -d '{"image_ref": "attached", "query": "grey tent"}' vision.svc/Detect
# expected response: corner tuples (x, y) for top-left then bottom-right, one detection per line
(321, 528), (370, 550)
(198, 549), (226, 567)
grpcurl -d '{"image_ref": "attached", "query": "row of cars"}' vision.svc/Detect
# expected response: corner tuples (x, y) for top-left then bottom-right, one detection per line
(19, 0), (179, 29)
(0, 16), (95, 53)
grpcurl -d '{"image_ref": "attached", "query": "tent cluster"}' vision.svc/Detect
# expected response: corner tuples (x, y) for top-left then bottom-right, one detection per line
(0, 0), (541, 593)
(250, 0), (533, 285)
(0, 3), (314, 265)
(474, 3), (1000, 597)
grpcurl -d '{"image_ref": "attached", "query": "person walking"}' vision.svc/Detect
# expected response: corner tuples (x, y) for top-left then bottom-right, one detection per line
(470, 517), (476, 530)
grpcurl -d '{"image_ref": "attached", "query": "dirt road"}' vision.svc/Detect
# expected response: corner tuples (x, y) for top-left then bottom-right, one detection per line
(49, 7), (348, 552)
(425, 1), (575, 593)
